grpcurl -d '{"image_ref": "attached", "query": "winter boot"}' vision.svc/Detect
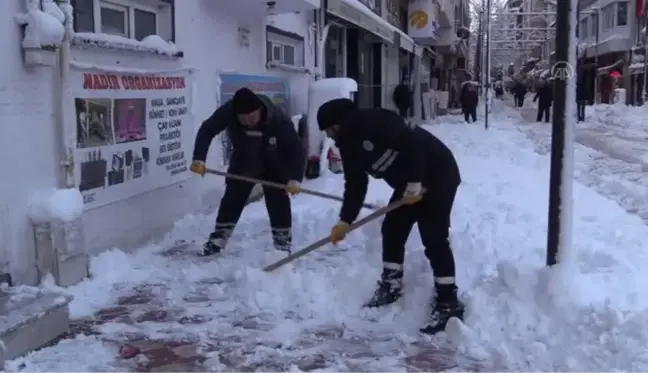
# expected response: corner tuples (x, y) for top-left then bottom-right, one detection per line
(272, 228), (292, 254)
(202, 233), (226, 256)
(364, 267), (403, 308)
(420, 284), (465, 335)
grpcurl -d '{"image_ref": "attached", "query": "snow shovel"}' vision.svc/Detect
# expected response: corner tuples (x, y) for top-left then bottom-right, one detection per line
(262, 198), (408, 272)
(205, 168), (381, 210)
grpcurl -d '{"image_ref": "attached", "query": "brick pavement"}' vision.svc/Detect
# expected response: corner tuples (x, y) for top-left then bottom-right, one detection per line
(24, 242), (486, 372)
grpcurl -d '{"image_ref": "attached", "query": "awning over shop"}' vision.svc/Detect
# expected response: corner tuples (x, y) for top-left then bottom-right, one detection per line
(327, 0), (394, 43)
(327, 0), (422, 54)
(223, 0), (319, 15)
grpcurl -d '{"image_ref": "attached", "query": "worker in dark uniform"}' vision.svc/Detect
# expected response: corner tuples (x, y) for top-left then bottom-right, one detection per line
(533, 79), (553, 123)
(316, 98), (464, 335)
(393, 76), (412, 120)
(190, 88), (305, 256)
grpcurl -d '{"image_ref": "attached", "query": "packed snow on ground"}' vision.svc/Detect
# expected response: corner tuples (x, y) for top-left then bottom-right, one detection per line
(8, 107), (648, 371)
(513, 97), (648, 222)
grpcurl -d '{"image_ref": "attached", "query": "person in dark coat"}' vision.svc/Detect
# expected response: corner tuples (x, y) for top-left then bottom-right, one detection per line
(513, 81), (527, 107)
(392, 77), (412, 120)
(533, 80), (553, 123)
(316, 98), (464, 335)
(190, 87), (305, 256)
(460, 83), (479, 123)
(576, 80), (586, 121)
(494, 83), (504, 99)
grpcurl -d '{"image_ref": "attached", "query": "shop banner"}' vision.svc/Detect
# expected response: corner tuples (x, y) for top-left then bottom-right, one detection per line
(407, 0), (440, 39)
(73, 68), (194, 209)
(218, 73), (290, 166)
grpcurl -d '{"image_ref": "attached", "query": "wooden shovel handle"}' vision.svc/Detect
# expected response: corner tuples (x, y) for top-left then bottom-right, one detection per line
(205, 168), (380, 210)
(262, 198), (407, 272)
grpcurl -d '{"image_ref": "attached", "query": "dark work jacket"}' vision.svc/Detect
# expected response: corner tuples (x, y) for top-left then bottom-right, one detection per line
(514, 83), (527, 97)
(460, 86), (478, 110)
(335, 108), (461, 224)
(534, 84), (553, 107)
(393, 84), (412, 110)
(192, 95), (305, 182)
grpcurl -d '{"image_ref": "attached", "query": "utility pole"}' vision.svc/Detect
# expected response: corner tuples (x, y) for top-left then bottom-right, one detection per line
(643, 17), (648, 104)
(594, 8), (600, 103)
(546, 0), (577, 266)
(484, 0), (492, 129)
(474, 4), (484, 87)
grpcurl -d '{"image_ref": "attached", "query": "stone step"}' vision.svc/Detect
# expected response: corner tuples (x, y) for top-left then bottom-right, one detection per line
(0, 286), (72, 368)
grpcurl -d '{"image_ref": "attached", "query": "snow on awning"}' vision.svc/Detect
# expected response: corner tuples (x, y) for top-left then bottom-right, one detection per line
(329, 0), (394, 43)
(330, 0), (421, 54)
(597, 59), (624, 74)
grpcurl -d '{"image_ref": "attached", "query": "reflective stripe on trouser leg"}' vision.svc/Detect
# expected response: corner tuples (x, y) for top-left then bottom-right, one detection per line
(209, 222), (236, 248)
(271, 227), (291, 252)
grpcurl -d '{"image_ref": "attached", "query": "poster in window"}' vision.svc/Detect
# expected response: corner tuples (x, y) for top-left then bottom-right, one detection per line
(217, 73), (291, 166)
(73, 67), (194, 210)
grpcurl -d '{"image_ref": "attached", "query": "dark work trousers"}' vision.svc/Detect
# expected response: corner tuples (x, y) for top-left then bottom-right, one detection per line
(211, 175), (292, 251)
(463, 107), (477, 122)
(398, 106), (408, 119)
(577, 102), (586, 122)
(381, 182), (459, 281)
(515, 95), (525, 107)
(536, 105), (550, 123)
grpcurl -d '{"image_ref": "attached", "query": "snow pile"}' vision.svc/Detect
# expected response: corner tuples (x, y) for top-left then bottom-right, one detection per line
(14, 0), (65, 49)
(28, 188), (84, 223)
(584, 104), (648, 131)
(8, 110), (648, 371)
(73, 33), (180, 56)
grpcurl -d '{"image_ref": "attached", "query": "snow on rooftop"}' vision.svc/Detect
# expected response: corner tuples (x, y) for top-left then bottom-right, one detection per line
(72, 33), (180, 56)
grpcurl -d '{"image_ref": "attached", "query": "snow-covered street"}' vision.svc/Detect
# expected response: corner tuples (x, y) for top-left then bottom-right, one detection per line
(7, 104), (648, 372)
(514, 100), (648, 223)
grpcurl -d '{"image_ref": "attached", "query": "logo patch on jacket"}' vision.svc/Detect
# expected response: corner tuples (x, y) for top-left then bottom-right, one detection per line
(268, 137), (277, 145)
(363, 140), (373, 151)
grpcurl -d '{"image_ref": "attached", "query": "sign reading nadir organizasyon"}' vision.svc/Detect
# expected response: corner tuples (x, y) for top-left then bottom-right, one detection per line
(73, 68), (194, 209)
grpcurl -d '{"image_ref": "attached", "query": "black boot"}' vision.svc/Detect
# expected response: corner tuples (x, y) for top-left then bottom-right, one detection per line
(364, 268), (403, 308)
(420, 284), (465, 335)
(272, 228), (292, 254)
(202, 233), (225, 256)
(305, 158), (321, 179)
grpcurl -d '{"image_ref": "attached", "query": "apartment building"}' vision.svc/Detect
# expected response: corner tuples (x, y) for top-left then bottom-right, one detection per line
(577, 0), (645, 104)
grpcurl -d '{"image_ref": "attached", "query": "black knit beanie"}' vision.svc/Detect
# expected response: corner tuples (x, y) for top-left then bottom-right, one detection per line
(232, 87), (262, 114)
(317, 98), (356, 131)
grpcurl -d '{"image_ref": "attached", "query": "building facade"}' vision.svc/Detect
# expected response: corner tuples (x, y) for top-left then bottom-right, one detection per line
(577, 0), (644, 104)
(1, 0), (467, 289)
(2, 0), (319, 287)
(406, 0), (471, 109)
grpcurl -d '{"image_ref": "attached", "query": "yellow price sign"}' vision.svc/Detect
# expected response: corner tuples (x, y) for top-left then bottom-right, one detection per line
(409, 10), (429, 29)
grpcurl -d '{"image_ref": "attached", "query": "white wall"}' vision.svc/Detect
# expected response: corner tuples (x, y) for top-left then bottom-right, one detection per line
(266, 12), (317, 114)
(1, 0), (61, 285)
(1, 0), (314, 285)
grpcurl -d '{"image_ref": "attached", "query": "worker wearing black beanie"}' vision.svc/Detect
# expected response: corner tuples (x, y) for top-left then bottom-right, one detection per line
(316, 98), (356, 141)
(190, 86), (305, 258)
(232, 87), (263, 116)
(317, 97), (464, 336)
